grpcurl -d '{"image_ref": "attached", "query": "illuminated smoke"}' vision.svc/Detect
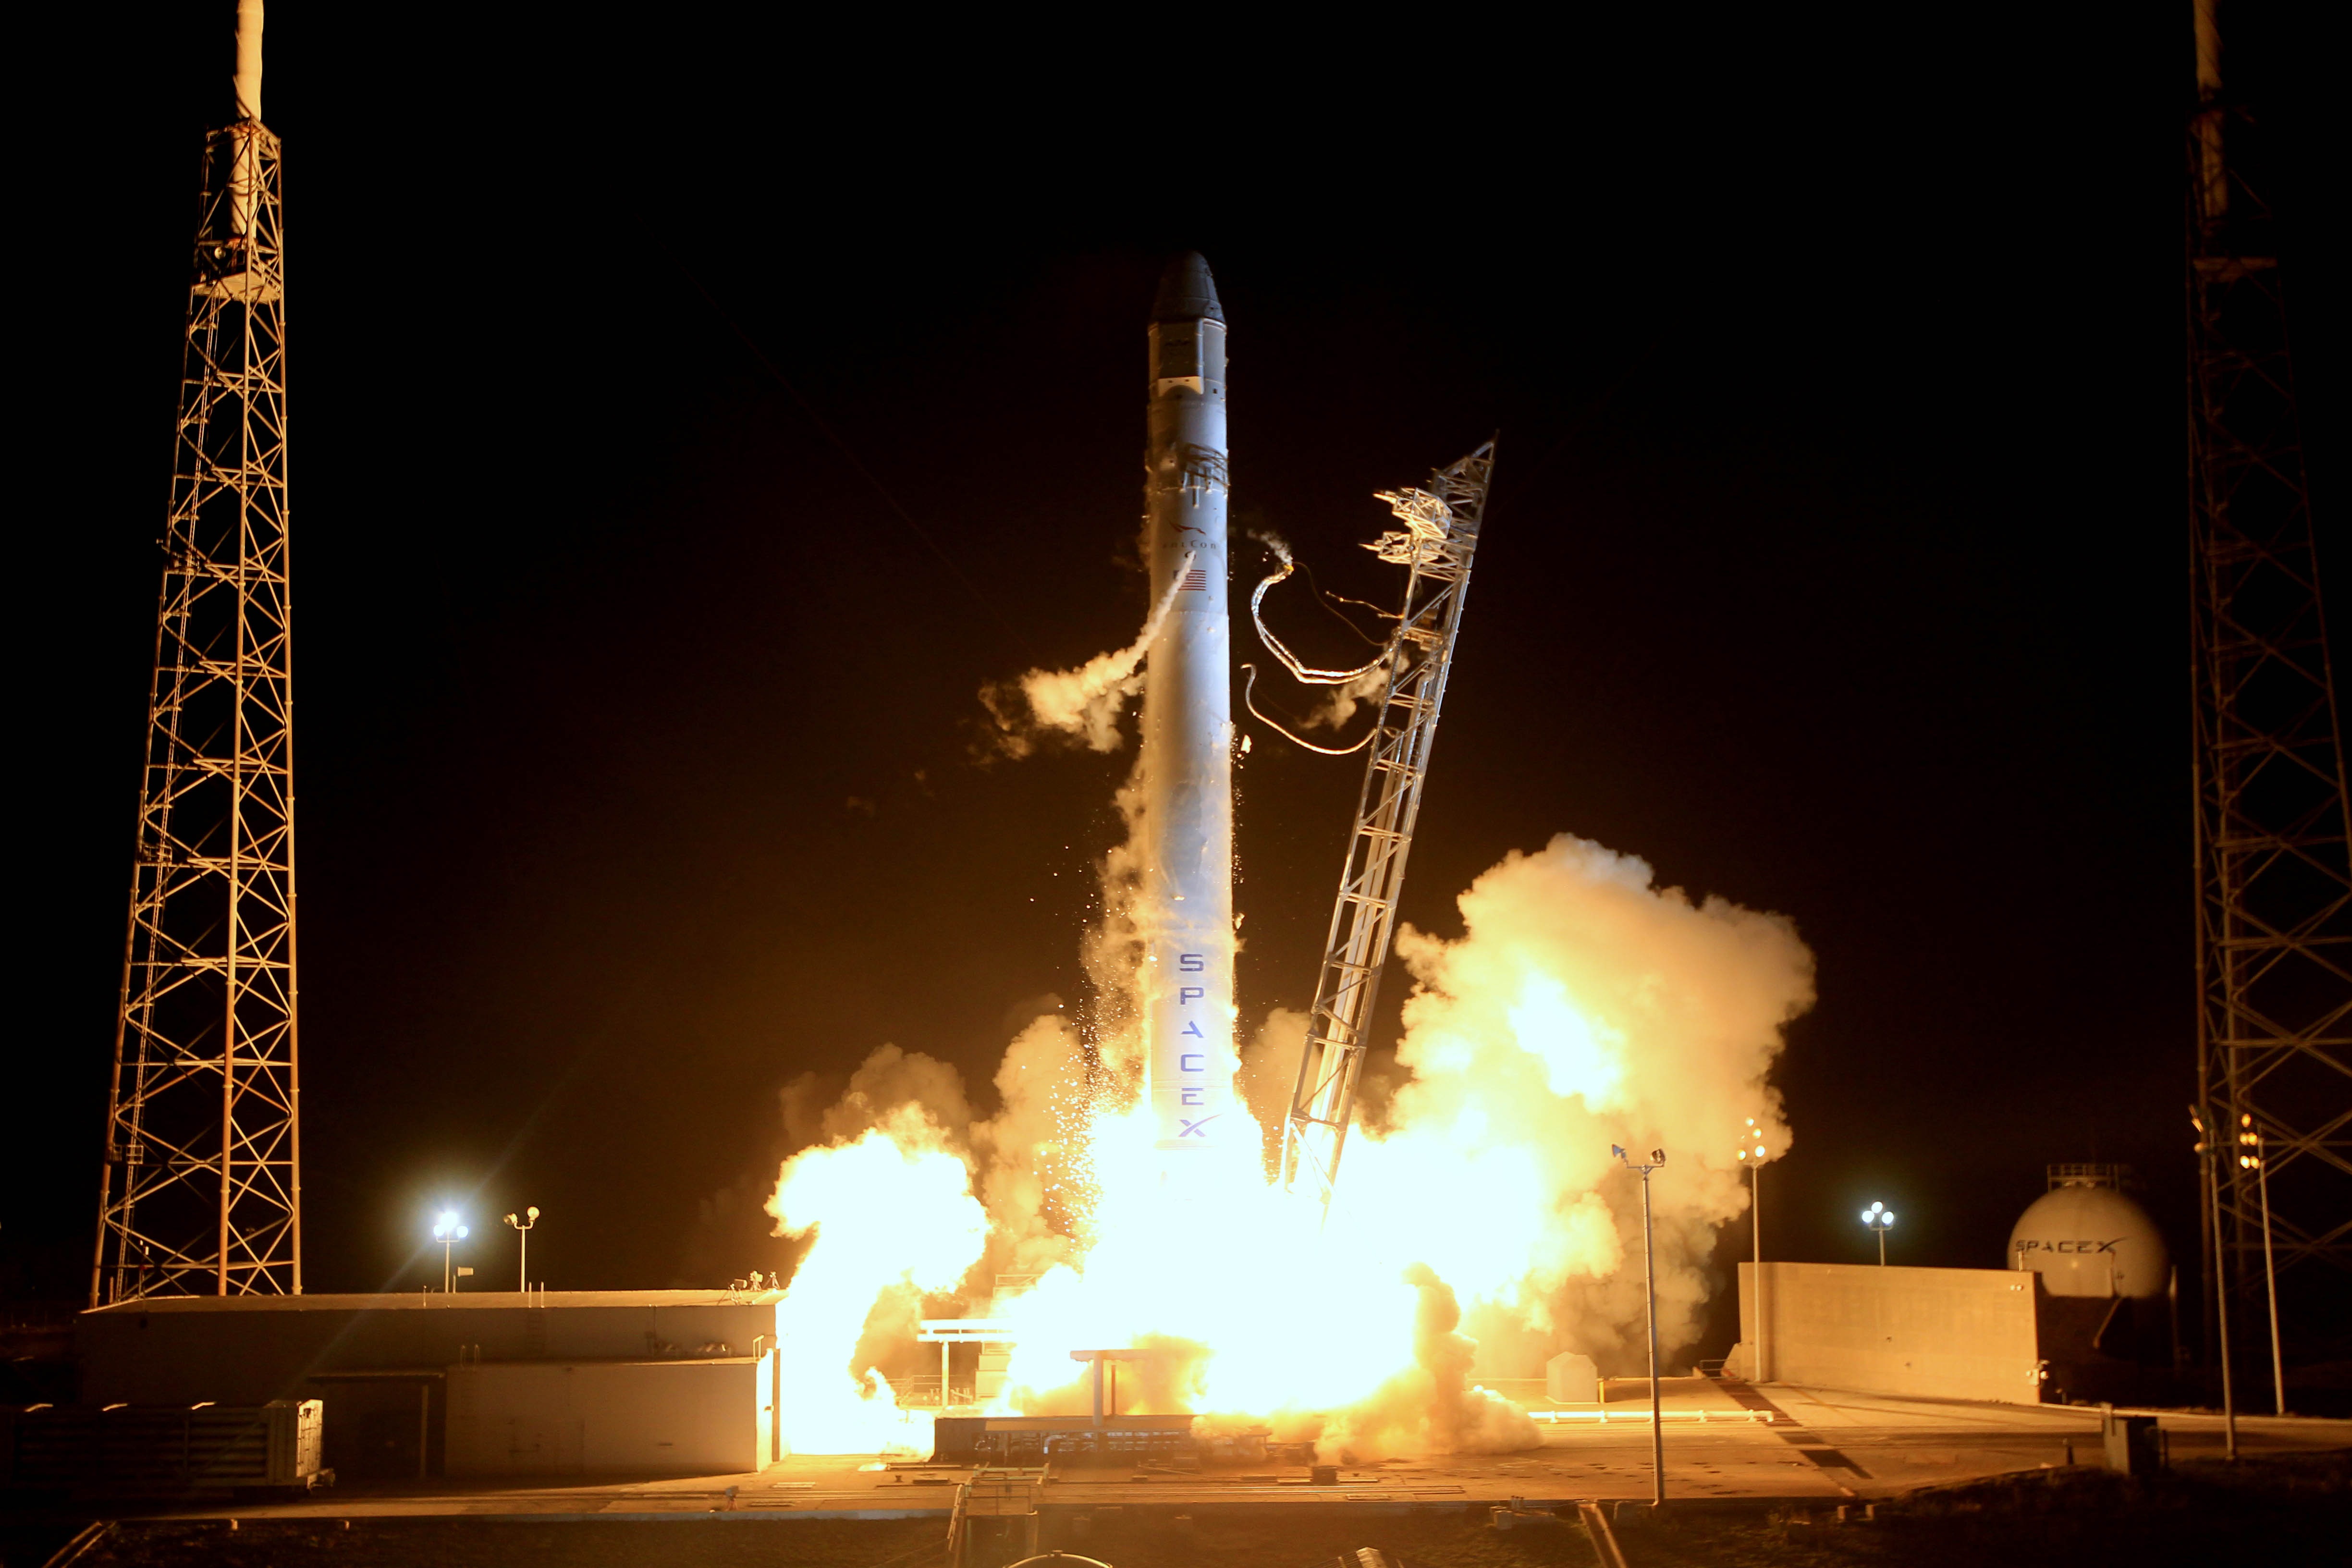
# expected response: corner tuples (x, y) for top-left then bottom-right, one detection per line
(968, 1013), (1097, 1277)
(763, 1100), (986, 1455)
(1234, 1005), (1308, 1169)
(982, 559), (1192, 756)
(1332, 833), (1811, 1373)
(777, 697), (1810, 1455)
(1313, 1266), (1540, 1460)
(1079, 772), (1151, 1085)
(1299, 665), (1389, 731)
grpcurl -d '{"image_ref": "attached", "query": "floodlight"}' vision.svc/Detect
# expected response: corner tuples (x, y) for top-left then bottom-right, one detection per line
(431, 1209), (469, 1290)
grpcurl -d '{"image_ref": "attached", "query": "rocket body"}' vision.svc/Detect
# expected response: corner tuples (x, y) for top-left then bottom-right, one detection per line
(1139, 255), (1234, 1153)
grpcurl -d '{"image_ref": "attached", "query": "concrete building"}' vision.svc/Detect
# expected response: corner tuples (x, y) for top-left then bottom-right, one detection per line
(1727, 1262), (2043, 1403)
(76, 1290), (781, 1479)
(1727, 1259), (2177, 1406)
(445, 1358), (773, 1477)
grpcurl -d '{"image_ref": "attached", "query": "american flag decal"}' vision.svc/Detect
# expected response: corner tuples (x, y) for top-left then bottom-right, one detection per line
(1180, 567), (1210, 594)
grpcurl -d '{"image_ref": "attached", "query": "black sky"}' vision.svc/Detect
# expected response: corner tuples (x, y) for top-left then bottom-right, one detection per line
(14, 6), (2343, 1353)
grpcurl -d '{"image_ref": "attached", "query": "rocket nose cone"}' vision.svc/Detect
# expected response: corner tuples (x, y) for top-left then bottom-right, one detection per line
(1152, 252), (1225, 324)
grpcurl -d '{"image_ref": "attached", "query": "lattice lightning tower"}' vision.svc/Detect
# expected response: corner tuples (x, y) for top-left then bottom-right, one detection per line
(2186, 0), (2352, 1315)
(93, 5), (300, 1303)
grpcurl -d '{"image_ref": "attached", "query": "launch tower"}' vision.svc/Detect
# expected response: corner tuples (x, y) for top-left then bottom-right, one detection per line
(2186, 0), (2351, 1321)
(93, 0), (300, 1303)
(1283, 443), (1495, 1214)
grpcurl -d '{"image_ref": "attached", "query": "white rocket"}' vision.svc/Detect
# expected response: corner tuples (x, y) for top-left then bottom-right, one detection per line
(1139, 255), (1234, 1153)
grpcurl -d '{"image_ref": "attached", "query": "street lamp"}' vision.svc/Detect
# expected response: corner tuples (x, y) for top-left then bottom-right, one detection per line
(1736, 1120), (1769, 1381)
(1860, 1201), (1895, 1266)
(1614, 1143), (1667, 1508)
(504, 1206), (540, 1294)
(432, 1210), (469, 1292)
(2237, 1115), (2285, 1416)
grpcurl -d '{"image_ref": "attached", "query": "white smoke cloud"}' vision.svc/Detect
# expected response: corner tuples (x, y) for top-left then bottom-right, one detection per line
(1300, 664), (1389, 732)
(1312, 1264), (1541, 1461)
(764, 831), (1812, 1456)
(982, 559), (1192, 757)
(1235, 1005), (1307, 1171)
(763, 1099), (987, 1454)
(968, 1013), (1097, 1277)
(1334, 833), (1813, 1373)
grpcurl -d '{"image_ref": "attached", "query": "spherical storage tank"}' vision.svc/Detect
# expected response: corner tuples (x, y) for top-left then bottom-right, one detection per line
(2008, 1166), (2169, 1298)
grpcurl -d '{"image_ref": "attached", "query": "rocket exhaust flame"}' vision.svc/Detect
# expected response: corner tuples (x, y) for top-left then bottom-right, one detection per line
(764, 836), (1809, 1457)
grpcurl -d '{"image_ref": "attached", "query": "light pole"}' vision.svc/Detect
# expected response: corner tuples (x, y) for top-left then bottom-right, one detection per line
(432, 1210), (469, 1293)
(1861, 1201), (1895, 1266)
(2238, 1115), (2285, 1416)
(1614, 1143), (1667, 1508)
(1736, 1120), (1768, 1381)
(504, 1206), (540, 1293)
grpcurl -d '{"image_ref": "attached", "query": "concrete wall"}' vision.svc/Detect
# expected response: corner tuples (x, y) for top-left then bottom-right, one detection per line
(1737, 1262), (2042, 1403)
(445, 1356), (772, 1477)
(76, 1292), (780, 1407)
(75, 1291), (783, 1478)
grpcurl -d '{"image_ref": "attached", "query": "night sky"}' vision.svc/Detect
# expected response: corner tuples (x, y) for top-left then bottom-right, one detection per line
(14, 7), (2342, 1358)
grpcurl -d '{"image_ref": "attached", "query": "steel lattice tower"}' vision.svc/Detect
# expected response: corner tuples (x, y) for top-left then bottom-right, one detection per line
(2186, 0), (2351, 1326)
(93, 16), (299, 1304)
(1282, 442), (1495, 1216)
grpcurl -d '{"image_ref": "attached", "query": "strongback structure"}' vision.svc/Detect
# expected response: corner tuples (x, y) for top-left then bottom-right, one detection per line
(2186, 0), (2351, 1322)
(1282, 442), (1495, 1216)
(94, 6), (299, 1303)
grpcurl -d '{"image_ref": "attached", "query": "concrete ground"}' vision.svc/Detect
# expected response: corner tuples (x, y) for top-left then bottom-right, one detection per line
(64, 1376), (2343, 1525)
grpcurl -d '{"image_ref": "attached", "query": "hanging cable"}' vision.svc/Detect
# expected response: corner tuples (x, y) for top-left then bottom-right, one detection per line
(1303, 564), (1396, 644)
(1241, 665), (1378, 756)
(1250, 537), (1390, 686)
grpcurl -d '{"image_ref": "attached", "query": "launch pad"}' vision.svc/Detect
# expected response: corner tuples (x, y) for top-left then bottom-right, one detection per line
(21, 1378), (2343, 1523)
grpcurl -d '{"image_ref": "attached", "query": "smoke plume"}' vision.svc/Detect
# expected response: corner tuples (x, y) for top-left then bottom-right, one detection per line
(763, 1098), (986, 1454)
(1313, 1265), (1541, 1460)
(763, 796), (1809, 1457)
(1332, 833), (1812, 1373)
(760, 832), (1810, 1453)
(982, 559), (1192, 756)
